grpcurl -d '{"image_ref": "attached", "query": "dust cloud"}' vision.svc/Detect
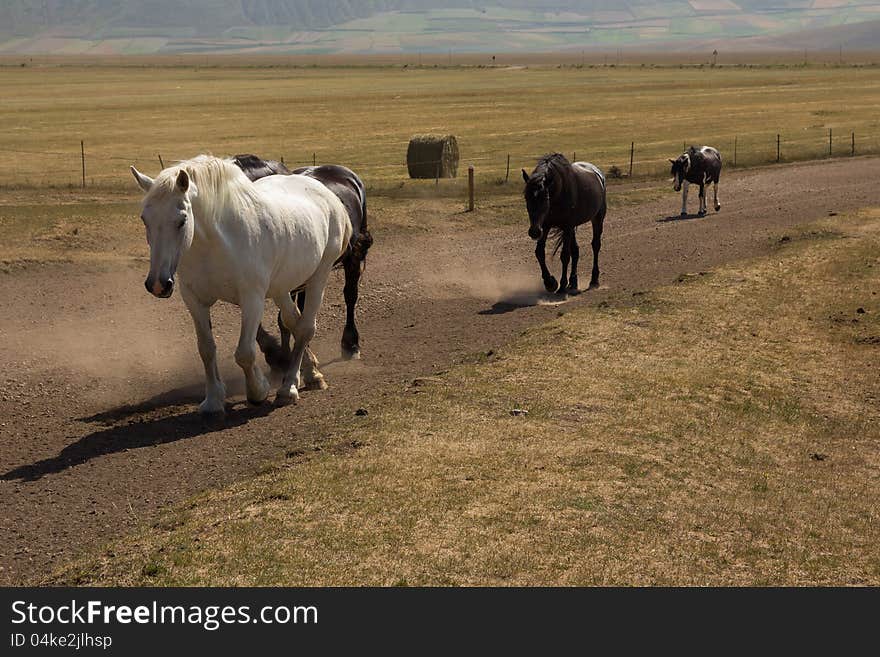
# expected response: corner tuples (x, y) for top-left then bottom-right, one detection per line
(418, 254), (571, 308)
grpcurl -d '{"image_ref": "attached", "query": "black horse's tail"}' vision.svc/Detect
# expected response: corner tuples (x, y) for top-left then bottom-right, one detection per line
(351, 187), (373, 268)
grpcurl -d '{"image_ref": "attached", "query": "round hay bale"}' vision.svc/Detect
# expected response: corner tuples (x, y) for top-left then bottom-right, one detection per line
(406, 134), (459, 179)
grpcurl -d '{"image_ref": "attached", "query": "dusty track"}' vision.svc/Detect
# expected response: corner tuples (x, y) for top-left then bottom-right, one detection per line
(1, 157), (878, 585)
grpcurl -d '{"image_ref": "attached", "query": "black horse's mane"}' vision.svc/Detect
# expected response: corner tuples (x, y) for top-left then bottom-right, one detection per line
(532, 152), (569, 181)
(529, 153), (577, 204)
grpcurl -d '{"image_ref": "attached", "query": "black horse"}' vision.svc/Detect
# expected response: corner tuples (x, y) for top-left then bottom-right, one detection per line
(231, 154), (373, 369)
(522, 154), (606, 294)
(669, 145), (722, 217)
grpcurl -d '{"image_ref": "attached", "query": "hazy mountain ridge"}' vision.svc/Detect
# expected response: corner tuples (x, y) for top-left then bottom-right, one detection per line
(1, 1), (879, 53)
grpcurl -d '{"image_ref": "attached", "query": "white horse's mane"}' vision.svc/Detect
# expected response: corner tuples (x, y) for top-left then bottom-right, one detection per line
(146, 154), (259, 224)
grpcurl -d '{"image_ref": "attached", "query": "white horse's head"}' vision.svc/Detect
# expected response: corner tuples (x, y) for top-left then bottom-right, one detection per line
(131, 165), (198, 298)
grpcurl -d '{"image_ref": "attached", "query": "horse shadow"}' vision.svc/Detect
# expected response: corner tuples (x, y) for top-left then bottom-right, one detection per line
(479, 299), (538, 315)
(657, 212), (707, 223)
(478, 289), (580, 315)
(2, 396), (274, 483)
(78, 382), (208, 426)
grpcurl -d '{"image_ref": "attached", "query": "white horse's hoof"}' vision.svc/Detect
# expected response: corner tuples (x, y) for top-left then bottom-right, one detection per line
(247, 390), (270, 405)
(275, 381), (300, 405)
(246, 376), (271, 405)
(303, 378), (328, 391)
(199, 398), (225, 415)
(275, 389), (299, 406)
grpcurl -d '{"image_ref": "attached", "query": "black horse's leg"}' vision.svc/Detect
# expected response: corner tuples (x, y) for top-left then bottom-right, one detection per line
(558, 230), (572, 295)
(341, 254), (362, 359)
(568, 230), (580, 294)
(535, 232), (558, 293)
(590, 210), (604, 289)
(277, 309), (291, 356)
(698, 183), (706, 216)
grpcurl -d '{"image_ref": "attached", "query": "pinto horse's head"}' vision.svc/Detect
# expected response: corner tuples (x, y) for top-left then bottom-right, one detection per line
(131, 165), (198, 299)
(669, 153), (691, 192)
(522, 168), (551, 240)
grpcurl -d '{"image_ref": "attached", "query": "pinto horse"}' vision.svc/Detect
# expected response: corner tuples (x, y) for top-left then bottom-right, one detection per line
(231, 155), (372, 373)
(670, 145), (722, 217)
(522, 154), (607, 294)
(130, 155), (351, 413)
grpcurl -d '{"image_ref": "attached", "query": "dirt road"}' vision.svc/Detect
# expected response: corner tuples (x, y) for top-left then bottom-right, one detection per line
(1, 157), (877, 584)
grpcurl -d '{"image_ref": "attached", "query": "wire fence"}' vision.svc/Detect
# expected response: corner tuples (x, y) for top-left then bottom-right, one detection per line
(3, 125), (880, 195)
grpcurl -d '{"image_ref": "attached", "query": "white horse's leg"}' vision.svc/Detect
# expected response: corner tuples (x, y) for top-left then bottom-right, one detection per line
(277, 282), (325, 405)
(275, 294), (326, 402)
(680, 181), (689, 216)
(235, 294), (271, 405)
(714, 181), (721, 212)
(181, 286), (226, 415)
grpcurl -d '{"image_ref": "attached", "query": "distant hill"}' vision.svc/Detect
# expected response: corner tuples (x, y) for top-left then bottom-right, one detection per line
(1, 1), (879, 54)
(700, 18), (880, 52)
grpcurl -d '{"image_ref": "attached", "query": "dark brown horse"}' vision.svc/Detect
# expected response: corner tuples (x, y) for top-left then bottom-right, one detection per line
(522, 154), (606, 293)
(232, 154), (373, 369)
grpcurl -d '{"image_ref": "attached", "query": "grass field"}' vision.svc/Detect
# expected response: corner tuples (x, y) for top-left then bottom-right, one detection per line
(2, 61), (880, 194)
(55, 210), (880, 586)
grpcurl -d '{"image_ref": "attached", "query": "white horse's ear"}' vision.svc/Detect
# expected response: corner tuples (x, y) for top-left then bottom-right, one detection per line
(130, 166), (154, 192)
(175, 169), (190, 193)
(187, 181), (199, 198)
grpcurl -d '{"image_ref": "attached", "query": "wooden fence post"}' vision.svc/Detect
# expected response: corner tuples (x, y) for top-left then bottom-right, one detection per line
(505, 153), (510, 183)
(851, 132), (855, 156)
(158, 154), (164, 169)
(467, 165), (475, 212)
(733, 136), (737, 168)
(829, 128), (832, 157)
(80, 140), (86, 188)
(629, 141), (634, 178)
(777, 134), (780, 163)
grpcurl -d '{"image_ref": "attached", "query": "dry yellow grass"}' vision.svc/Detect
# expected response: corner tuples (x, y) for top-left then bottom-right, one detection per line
(2, 62), (880, 194)
(56, 210), (880, 586)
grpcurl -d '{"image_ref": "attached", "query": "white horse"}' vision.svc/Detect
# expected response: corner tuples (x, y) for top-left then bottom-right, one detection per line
(130, 155), (352, 414)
